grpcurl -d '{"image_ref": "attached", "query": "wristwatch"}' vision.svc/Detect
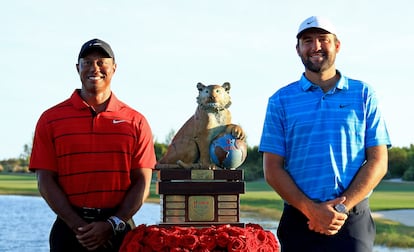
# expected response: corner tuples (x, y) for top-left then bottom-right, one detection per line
(107, 216), (126, 233)
(334, 203), (348, 214)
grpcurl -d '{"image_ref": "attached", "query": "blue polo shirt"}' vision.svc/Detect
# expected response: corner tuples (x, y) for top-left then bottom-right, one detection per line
(259, 72), (391, 202)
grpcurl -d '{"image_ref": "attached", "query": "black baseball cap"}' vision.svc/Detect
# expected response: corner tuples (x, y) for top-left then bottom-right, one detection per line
(78, 38), (115, 60)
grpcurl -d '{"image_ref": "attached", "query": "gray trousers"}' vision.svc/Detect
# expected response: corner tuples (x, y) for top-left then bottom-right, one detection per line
(277, 199), (375, 252)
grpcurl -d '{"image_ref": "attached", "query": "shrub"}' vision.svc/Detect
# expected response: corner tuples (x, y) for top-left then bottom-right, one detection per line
(402, 166), (414, 181)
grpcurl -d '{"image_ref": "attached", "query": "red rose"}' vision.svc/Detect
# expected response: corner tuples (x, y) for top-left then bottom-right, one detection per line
(255, 229), (268, 244)
(142, 226), (166, 251)
(246, 223), (263, 230)
(142, 245), (155, 252)
(170, 248), (189, 252)
(193, 247), (211, 252)
(245, 232), (257, 249)
(198, 234), (217, 250)
(197, 226), (216, 236)
(120, 240), (143, 252)
(180, 234), (199, 250)
(265, 230), (280, 251)
(227, 236), (247, 252)
(165, 233), (181, 248)
(215, 231), (230, 248)
(172, 225), (198, 235)
(257, 247), (272, 252)
(227, 226), (246, 237)
(119, 224), (147, 252)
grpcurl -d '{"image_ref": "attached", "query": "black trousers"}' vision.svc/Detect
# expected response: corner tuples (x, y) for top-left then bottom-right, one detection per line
(49, 215), (132, 252)
(277, 199), (375, 252)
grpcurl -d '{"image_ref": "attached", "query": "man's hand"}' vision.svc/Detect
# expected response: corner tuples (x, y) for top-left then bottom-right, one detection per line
(76, 221), (113, 251)
(306, 197), (348, 235)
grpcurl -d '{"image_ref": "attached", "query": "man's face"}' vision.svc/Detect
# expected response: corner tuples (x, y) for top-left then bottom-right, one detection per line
(76, 51), (116, 94)
(296, 30), (340, 73)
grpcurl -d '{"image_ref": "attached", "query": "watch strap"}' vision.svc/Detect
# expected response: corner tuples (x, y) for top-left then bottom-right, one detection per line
(107, 216), (126, 233)
(107, 217), (117, 235)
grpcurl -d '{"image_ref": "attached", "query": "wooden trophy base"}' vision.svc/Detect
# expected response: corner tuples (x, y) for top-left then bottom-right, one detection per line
(156, 169), (245, 227)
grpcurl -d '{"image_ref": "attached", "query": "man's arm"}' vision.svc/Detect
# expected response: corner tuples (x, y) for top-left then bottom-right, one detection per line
(263, 152), (347, 235)
(36, 169), (88, 233)
(75, 168), (153, 250)
(37, 169), (112, 250)
(341, 145), (388, 210)
(263, 153), (311, 211)
(114, 167), (153, 221)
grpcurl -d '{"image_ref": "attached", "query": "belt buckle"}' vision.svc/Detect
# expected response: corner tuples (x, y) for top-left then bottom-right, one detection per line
(82, 207), (102, 220)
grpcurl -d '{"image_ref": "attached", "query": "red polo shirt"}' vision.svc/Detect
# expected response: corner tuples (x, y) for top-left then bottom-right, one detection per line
(30, 90), (156, 208)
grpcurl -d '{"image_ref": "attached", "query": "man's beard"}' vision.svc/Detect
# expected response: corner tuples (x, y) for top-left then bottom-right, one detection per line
(301, 53), (336, 73)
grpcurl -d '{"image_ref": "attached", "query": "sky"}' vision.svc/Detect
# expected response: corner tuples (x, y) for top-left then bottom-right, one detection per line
(1, 0), (413, 159)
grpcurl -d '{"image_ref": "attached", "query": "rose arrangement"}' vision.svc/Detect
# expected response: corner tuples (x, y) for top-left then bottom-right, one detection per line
(120, 223), (279, 252)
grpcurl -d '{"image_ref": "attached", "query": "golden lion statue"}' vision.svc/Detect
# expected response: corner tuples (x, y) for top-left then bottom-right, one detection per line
(156, 82), (245, 169)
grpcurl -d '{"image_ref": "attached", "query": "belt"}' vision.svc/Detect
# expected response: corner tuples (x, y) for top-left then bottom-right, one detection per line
(72, 206), (117, 221)
(72, 206), (136, 229)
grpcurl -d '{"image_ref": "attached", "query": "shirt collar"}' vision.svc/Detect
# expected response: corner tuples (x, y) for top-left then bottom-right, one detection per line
(70, 89), (123, 112)
(300, 70), (348, 92)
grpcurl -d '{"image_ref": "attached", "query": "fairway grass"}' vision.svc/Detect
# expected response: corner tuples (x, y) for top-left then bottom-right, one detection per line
(239, 180), (414, 248)
(2, 173), (414, 248)
(0, 173), (39, 195)
(370, 181), (414, 210)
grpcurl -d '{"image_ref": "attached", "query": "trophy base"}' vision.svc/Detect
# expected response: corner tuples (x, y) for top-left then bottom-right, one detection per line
(156, 169), (245, 227)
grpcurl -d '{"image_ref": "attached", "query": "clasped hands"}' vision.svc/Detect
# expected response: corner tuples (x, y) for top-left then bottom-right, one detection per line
(306, 196), (348, 236)
(74, 221), (114, 251)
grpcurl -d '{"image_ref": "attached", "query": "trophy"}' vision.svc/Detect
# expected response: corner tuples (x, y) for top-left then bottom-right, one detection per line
(155, 82), (247, 227)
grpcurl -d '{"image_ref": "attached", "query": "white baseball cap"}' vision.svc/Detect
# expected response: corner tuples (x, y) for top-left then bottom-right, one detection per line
(296, 16), (337, 39)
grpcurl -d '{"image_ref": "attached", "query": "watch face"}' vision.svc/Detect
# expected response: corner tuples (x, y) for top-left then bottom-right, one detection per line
(110, 216), (126, 232)
(334, 204), (347, 213)
(117, 221), (126, 231)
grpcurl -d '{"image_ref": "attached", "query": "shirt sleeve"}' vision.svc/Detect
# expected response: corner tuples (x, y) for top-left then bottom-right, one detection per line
(259, 94), (286, 157)
(29, 113), (58, 172)
(364, 87), (392, 148)
(131, 115), (157, 169)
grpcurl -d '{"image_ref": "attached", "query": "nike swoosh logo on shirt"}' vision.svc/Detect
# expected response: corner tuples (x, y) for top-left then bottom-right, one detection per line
(113, 119), (126, 124)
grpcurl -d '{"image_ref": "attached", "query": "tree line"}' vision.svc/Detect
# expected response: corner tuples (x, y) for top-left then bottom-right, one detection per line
(1, 142), (414, 182)
(387, 144), (414, 181)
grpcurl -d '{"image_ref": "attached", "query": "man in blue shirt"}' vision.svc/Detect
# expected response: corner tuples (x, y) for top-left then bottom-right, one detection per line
(259, 16), (391, 252)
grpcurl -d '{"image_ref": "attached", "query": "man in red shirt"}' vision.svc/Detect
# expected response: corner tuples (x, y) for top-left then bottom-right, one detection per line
(30, 38), (156, 251)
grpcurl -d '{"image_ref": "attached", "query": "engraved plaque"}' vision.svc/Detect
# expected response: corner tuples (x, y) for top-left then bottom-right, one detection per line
(218, 195), (238, 201)
(166, 202), (186, 209)
(166, 216), (186, 223)
(166, 195), (185, 201)
(218, 202), (238, 208)
(218, 216), (238, 222)
(191, 170), (214, 180)
(218, 209), (237, 215)
(166, 209), (186, 216)
(188, 196), (215, 221)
